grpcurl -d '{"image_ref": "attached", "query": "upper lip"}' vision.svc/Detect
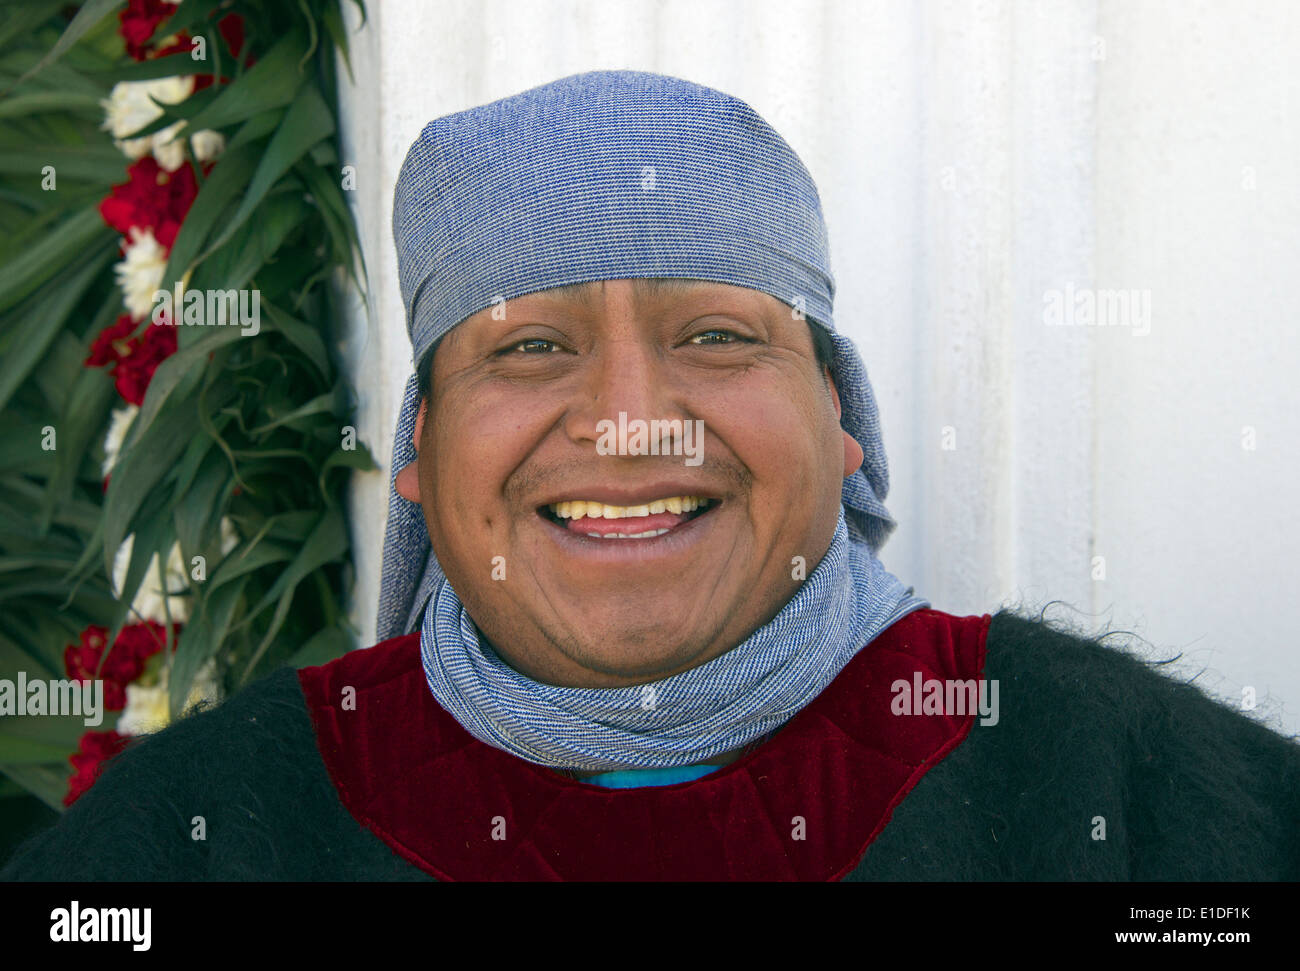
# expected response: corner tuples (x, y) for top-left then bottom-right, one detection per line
(536, 481), (723, 508)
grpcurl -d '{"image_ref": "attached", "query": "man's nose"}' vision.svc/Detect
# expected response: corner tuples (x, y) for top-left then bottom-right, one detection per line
(562, 338), (682, 447)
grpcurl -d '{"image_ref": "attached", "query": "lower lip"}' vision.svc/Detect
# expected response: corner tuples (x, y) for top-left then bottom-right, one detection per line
(535, 504), (721, 560)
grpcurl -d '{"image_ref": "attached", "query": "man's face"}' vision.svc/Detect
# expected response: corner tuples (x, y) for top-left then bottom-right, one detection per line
(404, 278), (861, 687)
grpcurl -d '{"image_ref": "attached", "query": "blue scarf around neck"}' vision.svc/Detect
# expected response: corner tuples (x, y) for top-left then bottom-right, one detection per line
(419, 510), (928, 771)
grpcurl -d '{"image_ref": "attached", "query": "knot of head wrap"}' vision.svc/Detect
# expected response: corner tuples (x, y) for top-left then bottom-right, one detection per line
(378, 69), (897, 641)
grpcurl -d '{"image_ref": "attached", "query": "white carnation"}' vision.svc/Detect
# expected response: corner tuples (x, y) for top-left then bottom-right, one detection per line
(112, 535), (192, 625)
(151, 121), (189, 171)
(190, 129), (226, 163)
(101, 403), (139, 478)
(186, 658), (222, 713)
(116, 681), (169, 736)
(100, 76), (195, 166)
(114, 226), (167, 321)
(219, 516), (240, 555)
(118, 658), (221, 737)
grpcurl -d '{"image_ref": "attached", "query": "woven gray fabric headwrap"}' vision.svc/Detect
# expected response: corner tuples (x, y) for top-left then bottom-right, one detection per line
(379, 69), (927, 770)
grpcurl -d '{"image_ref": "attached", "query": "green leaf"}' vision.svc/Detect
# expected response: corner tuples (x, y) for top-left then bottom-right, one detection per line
(0, 627), (59, 681)
(0, 206), (113, 316)
(261, 300), (329, 378)
(288, 625), (354, 667)
(4, 0), (124, 93)
(223, 106), (283, 153)
(0, 90), (102, 120)
(177, 30), (308, 134)
(294, 154), (366, 293)
(189, 188), (308, 295)
(10, 59), (107, 100)
(0, 245), (114, 413)
(149, 0), (225, 40)
(32, 330), (88, 414)
(127, 325), (243, 458)
(0, 710), (90, 751)
(0, 763), (68, 812)
(108, 499), (174, 632)
(38, 365), (115, 532)
(198, 84), (333, 262)
(0, 2), (66, 54)
(260, 510), (320, 542)
(321, 2), (353, 84)
(100, 386), (225, 582)
(84, 53), (211, 84)
(0, 145), (125, 184)
(166, 410), (226, 502)
(249, 386), (342, 435)
(159, 140), (261, 290)
(0, 733), (74, 765)
(238, 506), (347, 680)
(208, 535), (294, 590)
(172, 448), (226, 556)
(167, 576), (245, 718)
(317, 443), (377, 499)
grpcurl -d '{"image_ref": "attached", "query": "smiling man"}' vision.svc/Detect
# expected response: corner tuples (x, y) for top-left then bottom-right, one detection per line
(398, 277), (856, 689)
(4, 70), (1298, 882)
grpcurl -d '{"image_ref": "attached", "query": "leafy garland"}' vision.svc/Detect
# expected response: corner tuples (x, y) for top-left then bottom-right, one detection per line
(0, 0), (372, 810)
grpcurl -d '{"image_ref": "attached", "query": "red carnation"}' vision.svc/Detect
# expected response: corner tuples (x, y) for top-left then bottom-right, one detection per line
(85, 313), (178, 406)
(65, 730), (130, 806)
(64, 621), (174, 711)
(113, 321), (177, 406)
(99, 156), (199, 251)
(118, 0), (177, 61)
(84, 314), (137, 368)
(115, 620), (175, 669)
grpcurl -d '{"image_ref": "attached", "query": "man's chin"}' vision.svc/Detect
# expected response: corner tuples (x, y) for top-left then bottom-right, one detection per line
(540, 608), (727, 683)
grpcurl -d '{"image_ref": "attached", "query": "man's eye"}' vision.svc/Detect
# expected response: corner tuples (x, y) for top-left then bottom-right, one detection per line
(501, 338), (560, 355)
(688, 329), (744, 345)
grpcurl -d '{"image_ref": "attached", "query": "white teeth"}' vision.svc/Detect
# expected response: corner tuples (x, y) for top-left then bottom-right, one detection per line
(584, 529), (671, 539)
(550, 495), (711, 519)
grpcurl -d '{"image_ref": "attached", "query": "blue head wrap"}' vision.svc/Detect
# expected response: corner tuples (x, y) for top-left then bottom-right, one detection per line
(379, 69), (901, 643)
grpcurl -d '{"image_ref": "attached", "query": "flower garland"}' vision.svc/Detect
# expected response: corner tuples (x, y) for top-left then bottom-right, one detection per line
(1, 0), (370, 813)
(63, 0), (248, 806)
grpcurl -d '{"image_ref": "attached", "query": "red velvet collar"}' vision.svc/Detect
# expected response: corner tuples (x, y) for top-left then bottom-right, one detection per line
(297, 608), (990, 880)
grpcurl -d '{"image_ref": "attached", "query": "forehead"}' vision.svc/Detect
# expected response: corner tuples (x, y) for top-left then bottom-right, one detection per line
(519, 278), (767, 307)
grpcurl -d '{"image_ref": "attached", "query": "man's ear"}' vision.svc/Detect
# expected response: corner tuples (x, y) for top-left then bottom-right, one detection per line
(393, 400), (427, 502)
(826, 366), (864, 479)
